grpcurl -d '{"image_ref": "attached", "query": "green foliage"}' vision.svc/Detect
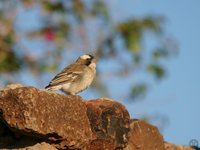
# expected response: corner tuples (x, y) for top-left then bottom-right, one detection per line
(118, 16), (162, 54)
(0, 50), (22, 72)
(147, 63), (165, 79)
(0, 0), (177, 101)
(153, 48), (169, 59)
(143, 16), (163, 33)
(131, 83), (147, 100)
(39, 63), (58, 73)
(91, 1), (109, 20)
(42, 1), (65, 13)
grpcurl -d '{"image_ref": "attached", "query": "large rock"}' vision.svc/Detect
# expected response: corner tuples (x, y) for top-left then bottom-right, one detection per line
(164, 142), (196, 150)
(85, 98), (130, 149)
(20, 142), (57, 150)
(125, 119), (165, 150)
(0, 86), (93, 149)
(0, 142), (57, 150)
(0, 84), (194, 150)
(0, 120), (48, 149)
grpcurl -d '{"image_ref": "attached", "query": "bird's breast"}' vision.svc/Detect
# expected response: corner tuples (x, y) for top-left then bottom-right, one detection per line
(63, 67), (95, 94)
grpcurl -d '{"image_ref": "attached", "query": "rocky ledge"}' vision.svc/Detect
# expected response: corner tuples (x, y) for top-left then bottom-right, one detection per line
(0, 84), (196, 150)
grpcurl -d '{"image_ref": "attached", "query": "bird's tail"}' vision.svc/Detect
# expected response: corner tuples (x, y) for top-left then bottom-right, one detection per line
(45, 85), (60, 91)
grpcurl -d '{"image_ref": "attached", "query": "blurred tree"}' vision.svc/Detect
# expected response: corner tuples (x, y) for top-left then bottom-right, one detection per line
(0, 0), (177, 101)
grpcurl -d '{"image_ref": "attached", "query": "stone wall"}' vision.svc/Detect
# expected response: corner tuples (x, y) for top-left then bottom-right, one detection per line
(0, 84), (196, 150)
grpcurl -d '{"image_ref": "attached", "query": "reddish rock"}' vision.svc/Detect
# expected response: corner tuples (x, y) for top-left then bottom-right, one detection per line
(0, 83), (24, 91)
(0, 84), (195, 150)
(84, 139), (115, 150)
(0, 121), (19, 148)
(21, 142), (57, 150)
(0, 142), (57, 150)
(0, 86), (93, 149)
(125, 119), (165, 150)
(164, 142), (196, 150)
(85, 98), (130, 149)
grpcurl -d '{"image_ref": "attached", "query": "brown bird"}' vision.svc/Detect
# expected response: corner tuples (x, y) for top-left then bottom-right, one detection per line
(45, 54), (96, 95)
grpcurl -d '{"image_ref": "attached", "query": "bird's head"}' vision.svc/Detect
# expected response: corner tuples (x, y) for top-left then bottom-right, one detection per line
(76, 54), (96, 68)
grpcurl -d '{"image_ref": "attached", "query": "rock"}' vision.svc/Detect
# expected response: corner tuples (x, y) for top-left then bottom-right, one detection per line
(0, 85), (195, 150)
(164, 142), (196, 150)
(0, 122), (17, 148)
(0, 83), (24, 92)
(125, 119), (165, 150)
(84, 139), (115, 150)
(0, 86), (93, 149)
(0, 142), (57, 150)
(85, 98), (130, 149)
(22, 142), (57, 150)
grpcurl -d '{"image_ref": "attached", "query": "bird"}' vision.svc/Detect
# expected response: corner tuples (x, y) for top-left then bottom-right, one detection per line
(45, 54), (96, 95)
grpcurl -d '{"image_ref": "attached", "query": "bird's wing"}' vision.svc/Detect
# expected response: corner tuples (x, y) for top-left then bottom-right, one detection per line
(46, 64), (83, 88)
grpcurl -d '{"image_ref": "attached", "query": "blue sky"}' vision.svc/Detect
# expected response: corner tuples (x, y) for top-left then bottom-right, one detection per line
(107, 0), (200, 145)
(13, 0), (200, 146)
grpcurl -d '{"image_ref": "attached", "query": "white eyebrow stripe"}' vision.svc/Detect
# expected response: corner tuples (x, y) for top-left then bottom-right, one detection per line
(80, 55), (91, 59)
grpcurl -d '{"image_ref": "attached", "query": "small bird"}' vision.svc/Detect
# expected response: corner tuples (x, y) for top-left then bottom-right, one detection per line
(45, 54), (96, 95)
